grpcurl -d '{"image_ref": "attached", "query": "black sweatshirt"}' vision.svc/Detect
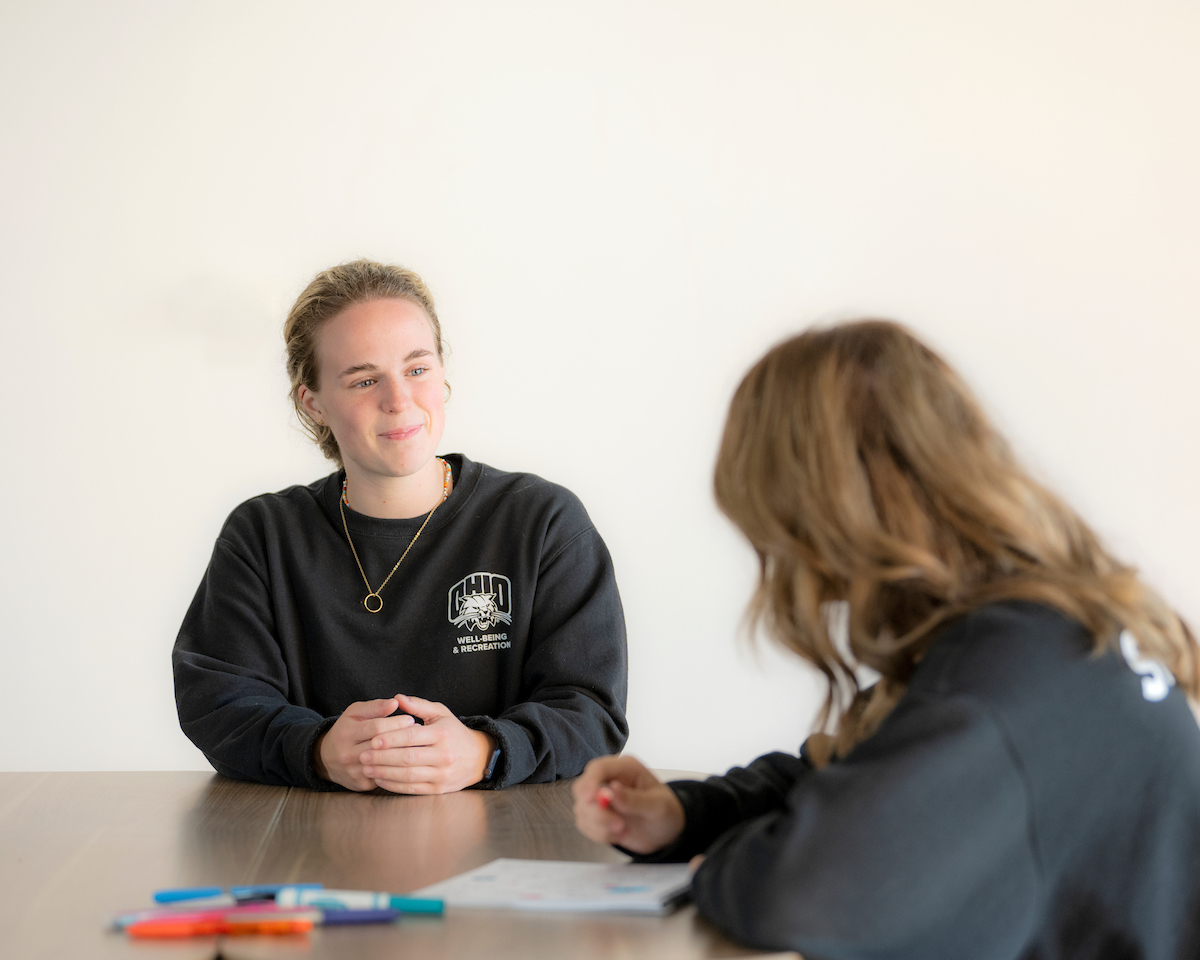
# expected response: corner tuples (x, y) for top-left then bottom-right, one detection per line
(642, 602), (1200, 959)
(173, 455), (628, 790)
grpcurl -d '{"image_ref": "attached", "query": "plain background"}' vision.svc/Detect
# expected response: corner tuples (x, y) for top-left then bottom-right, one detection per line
(1, 1), (1196, 775)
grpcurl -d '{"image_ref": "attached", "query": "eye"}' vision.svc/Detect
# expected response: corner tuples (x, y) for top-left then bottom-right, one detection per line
(354, 378), (376, 389)
(408, 366), (428, 377)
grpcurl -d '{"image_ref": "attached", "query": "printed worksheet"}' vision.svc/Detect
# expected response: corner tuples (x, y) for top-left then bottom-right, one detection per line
(409, 859), (692, 914)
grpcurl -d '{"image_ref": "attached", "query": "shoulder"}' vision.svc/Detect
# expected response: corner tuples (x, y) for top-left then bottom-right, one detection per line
(455, 455), (595, 532)
(908, 600), (1198, 746)
(216, 473), (338, 550)
(912, 601), (1091, 696)
(448, 455), (609, 570)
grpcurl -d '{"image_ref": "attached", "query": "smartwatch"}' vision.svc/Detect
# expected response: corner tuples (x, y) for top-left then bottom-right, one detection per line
(482, 745), (502, 783)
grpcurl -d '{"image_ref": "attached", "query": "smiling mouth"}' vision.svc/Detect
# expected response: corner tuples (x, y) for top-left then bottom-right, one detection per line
(379, 424), (423, 441)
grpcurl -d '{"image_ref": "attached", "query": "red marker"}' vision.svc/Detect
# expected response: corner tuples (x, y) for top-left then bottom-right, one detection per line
(127, 917), (313, 938)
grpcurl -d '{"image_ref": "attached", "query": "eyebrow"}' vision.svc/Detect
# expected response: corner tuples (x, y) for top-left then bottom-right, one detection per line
(336, 350), (433, 379)
(337, 362), (380, 379)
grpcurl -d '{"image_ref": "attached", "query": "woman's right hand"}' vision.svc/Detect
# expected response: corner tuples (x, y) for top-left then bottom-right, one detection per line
(314, 698), (416, 791)
(572, 755), (686, 854)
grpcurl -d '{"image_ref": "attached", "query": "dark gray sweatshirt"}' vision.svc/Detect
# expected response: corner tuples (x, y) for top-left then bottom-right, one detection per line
(643, 602), (1200, 959)
(173, 455), (628, 790)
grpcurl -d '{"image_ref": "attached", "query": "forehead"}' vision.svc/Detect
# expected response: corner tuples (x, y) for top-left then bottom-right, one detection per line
(316, 297), (439, 373)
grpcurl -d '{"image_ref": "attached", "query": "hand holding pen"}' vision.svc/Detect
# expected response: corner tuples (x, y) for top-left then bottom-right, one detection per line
(572, 755), (686, 855)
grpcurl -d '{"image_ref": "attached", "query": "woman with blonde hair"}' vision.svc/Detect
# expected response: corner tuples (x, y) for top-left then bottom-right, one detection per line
(174, 259), (628, 793)
(575, 320), (1200, 957)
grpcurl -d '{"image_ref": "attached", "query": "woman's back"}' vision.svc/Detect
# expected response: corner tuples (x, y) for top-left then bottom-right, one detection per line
(908, 601), (1200, 956)
(687, 601), (1200, 958)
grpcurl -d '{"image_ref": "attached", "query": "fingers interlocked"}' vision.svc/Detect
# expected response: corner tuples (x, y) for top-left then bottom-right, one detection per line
(361, 722), (447, 785)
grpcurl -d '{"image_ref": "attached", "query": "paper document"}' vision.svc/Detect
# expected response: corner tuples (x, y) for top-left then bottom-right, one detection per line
(409, 858), (692, 915)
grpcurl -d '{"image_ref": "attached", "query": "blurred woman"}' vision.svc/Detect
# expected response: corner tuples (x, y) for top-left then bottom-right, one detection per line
(575, 320), (1200, 958)
(174, 259), (627, 793)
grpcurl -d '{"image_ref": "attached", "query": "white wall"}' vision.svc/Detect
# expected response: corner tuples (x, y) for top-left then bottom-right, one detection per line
(1, 1), (1196, 774)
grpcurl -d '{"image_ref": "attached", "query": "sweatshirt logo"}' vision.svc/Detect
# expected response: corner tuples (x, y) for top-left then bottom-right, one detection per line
(1119, 629), (1175, 703)
(448, 572), (513, 632)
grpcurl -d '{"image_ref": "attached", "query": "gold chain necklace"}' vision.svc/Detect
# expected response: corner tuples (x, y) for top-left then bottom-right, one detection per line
(338, 458), (452, 613)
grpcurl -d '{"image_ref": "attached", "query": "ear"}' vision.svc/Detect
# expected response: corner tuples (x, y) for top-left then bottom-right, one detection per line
(298, 384), (324, 423)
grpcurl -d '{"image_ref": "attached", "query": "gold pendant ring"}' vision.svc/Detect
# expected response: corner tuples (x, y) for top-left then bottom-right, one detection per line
(364, 593), (384, 613)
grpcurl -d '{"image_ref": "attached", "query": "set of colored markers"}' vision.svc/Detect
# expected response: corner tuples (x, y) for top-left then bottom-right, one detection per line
(111, 883), (444, 939)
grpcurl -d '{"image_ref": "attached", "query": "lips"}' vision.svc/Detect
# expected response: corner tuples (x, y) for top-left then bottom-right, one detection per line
(379, 424), (423, 441)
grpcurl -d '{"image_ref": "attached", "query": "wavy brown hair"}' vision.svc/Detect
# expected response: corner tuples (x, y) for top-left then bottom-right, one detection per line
(284, 259), (446, 466)
(715, 320), (1197, 760)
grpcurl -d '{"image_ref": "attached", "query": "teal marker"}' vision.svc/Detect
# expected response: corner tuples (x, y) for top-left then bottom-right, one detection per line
(275, 886), (443, 914)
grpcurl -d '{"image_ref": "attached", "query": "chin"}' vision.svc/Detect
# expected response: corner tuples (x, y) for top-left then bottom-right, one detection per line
(387, 455), (438, 479)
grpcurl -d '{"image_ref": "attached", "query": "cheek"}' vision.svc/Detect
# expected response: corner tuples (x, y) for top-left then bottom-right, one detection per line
(420, 381), (447, 419)
(327, 395), (371, 432)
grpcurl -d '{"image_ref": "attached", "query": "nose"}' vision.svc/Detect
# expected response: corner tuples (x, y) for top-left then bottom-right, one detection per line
(379, 376), (410, 413)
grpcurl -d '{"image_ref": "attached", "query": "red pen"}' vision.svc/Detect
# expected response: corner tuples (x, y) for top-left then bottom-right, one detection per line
(596, 783), (614, 810)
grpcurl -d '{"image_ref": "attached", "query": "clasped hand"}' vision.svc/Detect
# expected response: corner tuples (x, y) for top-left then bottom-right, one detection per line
(315, 694), (495, 794)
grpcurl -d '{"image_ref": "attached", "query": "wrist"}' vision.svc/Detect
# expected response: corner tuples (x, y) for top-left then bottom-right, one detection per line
(666, 788), (686, 843)
(473, 730), (499, 784)
(313, 732), (331, 781)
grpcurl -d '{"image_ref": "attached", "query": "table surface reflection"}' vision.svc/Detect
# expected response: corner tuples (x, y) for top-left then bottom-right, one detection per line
(0, 771), (794, 959)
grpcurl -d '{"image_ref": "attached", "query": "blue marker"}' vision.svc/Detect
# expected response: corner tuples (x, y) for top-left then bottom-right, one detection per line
(231, 883), (322, 901)
(320, 908), (402, 925)
(153, 886), (224, 904)
(152, 882), (322, 904)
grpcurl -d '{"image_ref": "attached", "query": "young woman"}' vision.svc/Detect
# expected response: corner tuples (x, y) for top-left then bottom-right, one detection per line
(174, 259), (628, 794)
(574, 321), (1200, 958)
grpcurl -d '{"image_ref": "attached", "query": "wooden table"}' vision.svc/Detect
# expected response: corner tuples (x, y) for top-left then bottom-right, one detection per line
(0, 772), (794, 959)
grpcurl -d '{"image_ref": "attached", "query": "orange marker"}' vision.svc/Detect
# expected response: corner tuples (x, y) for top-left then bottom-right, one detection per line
(127, 918), (313, 938)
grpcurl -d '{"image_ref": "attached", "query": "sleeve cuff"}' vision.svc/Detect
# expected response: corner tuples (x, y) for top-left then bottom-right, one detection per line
(297, 716), (342, 791)
(459, 715), (533, 788)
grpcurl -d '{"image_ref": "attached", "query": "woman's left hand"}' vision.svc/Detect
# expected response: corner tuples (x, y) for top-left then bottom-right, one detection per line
(360, 694), (496, 794)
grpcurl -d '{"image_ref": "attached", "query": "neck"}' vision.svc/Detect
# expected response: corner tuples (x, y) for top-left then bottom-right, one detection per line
(343, 457), (446, 519)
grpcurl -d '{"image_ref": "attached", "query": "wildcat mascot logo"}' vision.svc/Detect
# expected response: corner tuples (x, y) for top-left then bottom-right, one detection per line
(448, 572), (513, 632)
